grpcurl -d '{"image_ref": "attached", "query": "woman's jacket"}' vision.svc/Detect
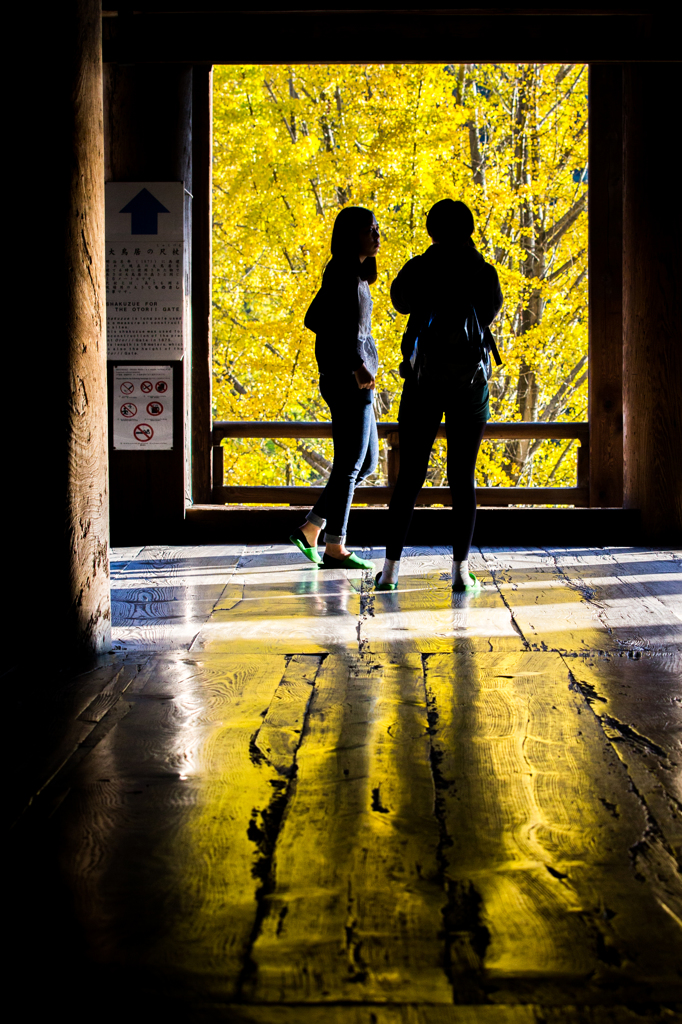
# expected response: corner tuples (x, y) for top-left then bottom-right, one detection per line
(391, 242), (503, 376)
(304, 257), (379, 384)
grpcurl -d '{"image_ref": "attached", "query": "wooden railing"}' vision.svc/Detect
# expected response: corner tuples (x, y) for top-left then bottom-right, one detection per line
(211, 421), (589, 507)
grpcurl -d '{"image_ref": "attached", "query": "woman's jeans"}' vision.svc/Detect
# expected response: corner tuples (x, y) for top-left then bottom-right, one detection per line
(386, 375), (489, 561)
(306, 377), (378, 544)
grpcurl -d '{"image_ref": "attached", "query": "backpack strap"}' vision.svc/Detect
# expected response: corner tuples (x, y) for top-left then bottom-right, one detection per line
(484, 327), (503, 366)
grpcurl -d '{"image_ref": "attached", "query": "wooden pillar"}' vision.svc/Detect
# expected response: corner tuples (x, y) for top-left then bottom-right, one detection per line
(588, 65), (623, 508)
(192, 66), (213, 504)
(104, 63), (193, 542)
(622, 64), (682, 541)
(12, 0), (111, 657)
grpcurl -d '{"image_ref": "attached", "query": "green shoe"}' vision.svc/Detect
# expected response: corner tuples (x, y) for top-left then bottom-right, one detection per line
(452, 571), (481, 593)
(289, 529), (321, 564)
(374, 571), (397, 591)
(321, 551), (375, 571)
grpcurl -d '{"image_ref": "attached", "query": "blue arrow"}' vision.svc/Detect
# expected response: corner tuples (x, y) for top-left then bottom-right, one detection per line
(120, 188), (170, 234)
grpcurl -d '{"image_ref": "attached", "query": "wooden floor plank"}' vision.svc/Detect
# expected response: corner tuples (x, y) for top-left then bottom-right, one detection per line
(424, 651), (682, 1001)
(111, 545), (245, 651)
(544, 548), (682, 653)
(13, 547), (682, 1017)
(480, 549), (620, 653)
(357, 565), (526, 654)
(566, 651), (682, 862)
(215, 1008), (673, 1024)
(193, 578), (362, 654)
(247, 653), (452, 1005)
(52, 653), (297, 999)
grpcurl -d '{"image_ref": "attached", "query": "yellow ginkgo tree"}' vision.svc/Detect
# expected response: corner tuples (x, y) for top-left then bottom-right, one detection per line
(212, 62), (588, 491)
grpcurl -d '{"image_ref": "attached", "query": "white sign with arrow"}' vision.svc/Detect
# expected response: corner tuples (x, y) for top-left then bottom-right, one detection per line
(105, 182), (187, 361)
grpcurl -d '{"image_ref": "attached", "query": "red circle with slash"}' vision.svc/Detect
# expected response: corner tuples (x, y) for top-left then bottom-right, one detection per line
(120, 403), (137, 418)
(146, 402), (163, 417)
(133, 423), (154, 442)
(120, 381), (135, 395)
(140, 380), (154, 393)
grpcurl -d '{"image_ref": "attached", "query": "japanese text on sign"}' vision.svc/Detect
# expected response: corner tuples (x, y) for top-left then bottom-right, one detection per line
(106, 182), (187, 361)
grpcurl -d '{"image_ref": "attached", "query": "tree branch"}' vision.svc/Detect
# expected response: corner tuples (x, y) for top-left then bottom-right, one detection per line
(539, 194), (587, 250)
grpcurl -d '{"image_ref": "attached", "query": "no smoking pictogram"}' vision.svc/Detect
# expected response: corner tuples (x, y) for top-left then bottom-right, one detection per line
(120, 403), (137, 418)
(140, 380), (154, 394)
(155, 380), (168, 393)
(146, 401), (163, 417)
(133, 423), (154, 442)
(120, 381), (134, 395)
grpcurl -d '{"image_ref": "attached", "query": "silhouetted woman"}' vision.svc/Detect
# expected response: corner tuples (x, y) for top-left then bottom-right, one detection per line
(376, 199), (503, 592)
(289, 206), (380, 570)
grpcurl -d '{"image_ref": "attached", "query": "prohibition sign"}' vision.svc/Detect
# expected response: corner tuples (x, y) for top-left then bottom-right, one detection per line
(147, 401), (163, 417)
(155, 380), (168, 393)
(120, 403), (137, 418)
(120, 381), (135, 395)
(140, 380), (154, 394)
(133, 423), (154, 442)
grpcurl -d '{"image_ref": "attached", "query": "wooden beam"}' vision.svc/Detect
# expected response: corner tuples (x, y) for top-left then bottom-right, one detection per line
(215, 485), (589, 507)
(622, 64), (682, 541)
(213, 421), (589, 442)
(588, 64), (623, 508)
(102, 11), (674, 64)
(191, 65), (213, 504)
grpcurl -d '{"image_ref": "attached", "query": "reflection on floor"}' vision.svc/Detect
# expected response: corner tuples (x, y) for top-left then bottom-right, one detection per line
(12, 546), (682, 1022)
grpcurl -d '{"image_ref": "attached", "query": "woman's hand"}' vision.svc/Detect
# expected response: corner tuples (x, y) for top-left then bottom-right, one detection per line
(354, 363), (376, 390)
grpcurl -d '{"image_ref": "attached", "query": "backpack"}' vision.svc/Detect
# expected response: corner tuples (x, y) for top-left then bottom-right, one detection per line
(405, 302), (502, 386)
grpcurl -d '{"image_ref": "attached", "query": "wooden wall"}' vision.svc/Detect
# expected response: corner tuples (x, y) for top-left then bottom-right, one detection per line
(622, 64), (682, 541)
(589, 65), (623, 509)
(104, 64), (193, 543)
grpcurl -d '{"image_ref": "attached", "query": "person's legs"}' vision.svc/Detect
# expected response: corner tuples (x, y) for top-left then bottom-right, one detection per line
(356, 408), (379, 484)
(313, 398), (375, 556)
(383, 382), (443, 566)
(445, 416), (486, 585)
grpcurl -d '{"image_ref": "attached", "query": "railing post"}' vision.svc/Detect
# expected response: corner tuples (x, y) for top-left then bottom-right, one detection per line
(212, 443), (224, 500)
(577, 438), (589, 493)
(387, 431), (400, 487)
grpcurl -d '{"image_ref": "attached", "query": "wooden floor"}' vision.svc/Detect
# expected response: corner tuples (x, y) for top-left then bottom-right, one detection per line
(9, 546), (682, 1023)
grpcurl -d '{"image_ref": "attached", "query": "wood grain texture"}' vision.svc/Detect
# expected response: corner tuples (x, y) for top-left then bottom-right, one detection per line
(544, 548), (682, 653)
(56, 653), (294, 993)
(425, 652), (682, 1001)
(63, 0), (110, 653)
(247, 653), (452, 1004)
(11, 546), (682, 1017)
(480, 548), (619, 653)
(357, 552), (526, 654)
(111, 544), (243, 650)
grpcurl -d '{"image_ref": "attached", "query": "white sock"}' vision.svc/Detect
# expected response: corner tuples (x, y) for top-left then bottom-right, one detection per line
(452, 558), (469, 587)
(379, 558), (400, 585)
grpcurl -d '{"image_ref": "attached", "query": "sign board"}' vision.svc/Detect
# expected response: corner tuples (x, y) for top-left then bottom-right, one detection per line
(105, 182), (187, 360)
(113, 365), (173, 450)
